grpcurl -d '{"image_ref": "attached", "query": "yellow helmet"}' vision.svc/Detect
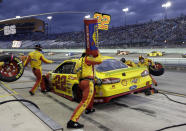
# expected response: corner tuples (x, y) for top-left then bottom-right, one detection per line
(139, 55), (144, 60)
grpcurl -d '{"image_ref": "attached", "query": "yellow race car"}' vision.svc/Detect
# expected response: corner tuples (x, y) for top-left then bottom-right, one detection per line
(43, 56), (153, 103)
(147, 51), (163, 57)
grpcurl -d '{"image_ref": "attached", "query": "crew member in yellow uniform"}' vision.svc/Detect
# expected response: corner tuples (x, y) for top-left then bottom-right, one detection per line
(67, 52), (102, 129)
(0, 62), (4, 66)
(138, 56), (157, 86)
(120, 58), (137, 67)
(24, 44), (53, 95)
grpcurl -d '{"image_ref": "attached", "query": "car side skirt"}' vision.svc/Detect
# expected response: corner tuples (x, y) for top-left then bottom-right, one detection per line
(50, 85), (152, 104)
(94, 85), (152, 103)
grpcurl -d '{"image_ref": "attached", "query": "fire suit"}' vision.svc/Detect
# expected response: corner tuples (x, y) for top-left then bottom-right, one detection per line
(138, 58), (155, 67)
(125, 60), (137, 67)
(24, 50), (53, 94)
(70, 53), (102, 122)
(138, 58), (157, 85)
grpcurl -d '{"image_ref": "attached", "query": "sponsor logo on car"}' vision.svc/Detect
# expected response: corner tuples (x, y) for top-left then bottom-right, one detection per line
(129, 85), (137, 90)
(131, 78), (138, 83)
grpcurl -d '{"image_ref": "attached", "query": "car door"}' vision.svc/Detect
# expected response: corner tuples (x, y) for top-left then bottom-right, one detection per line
(52, 61), (77, 96)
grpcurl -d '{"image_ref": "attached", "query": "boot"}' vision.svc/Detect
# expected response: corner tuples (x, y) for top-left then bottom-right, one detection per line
(67, 120), (84, 129)
(85, 108), (95, 114)
(29, 91), (34, 96)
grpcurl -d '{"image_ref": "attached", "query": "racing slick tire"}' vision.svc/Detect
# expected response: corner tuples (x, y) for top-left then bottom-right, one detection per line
(42, 75), (51, 92)
(149, 62), (164, 76)
(182, 54), (186, 58)
(0, 55), (24, 82)
(72, 84), (82, 103)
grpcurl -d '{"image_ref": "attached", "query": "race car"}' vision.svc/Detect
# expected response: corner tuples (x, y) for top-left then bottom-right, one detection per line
(43, 56), (153, 103)
(147, 51), (163, 57)
(182, 54), (186, 58)
(116, 50), (130, 55)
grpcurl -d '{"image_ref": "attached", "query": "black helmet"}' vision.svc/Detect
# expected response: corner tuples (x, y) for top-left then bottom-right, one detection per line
(120, 57), (126, 63)
(81, 52), (86, 57)
(139, 55), (144, 60)
(34, 44), (42, 51)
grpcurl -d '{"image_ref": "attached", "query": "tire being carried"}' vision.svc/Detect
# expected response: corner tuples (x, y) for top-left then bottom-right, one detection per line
(149, 62), (164, 76)
(0, 55), (24, 82)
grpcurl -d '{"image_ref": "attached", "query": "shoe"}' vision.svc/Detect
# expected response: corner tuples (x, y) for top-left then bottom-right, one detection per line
(29, 91), (34, 96)
(41, 90), (46, 94)
(85, 108), (95, 114)
(67, 120), (84, 128)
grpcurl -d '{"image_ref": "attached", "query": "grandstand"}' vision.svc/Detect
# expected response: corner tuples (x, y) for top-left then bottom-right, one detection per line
(0, 18), (45, 41)
(0, 15), (185, 49)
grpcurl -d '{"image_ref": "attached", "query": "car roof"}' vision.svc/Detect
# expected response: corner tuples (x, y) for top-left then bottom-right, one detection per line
(64, 55), (114, 62)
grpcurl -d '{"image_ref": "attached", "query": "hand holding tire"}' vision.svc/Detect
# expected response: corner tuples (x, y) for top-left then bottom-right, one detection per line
(149, 62), (164, 76)
(0, 55), (24, 82)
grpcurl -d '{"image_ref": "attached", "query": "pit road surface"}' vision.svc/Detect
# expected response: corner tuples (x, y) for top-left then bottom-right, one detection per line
(3, 62), (186, 131)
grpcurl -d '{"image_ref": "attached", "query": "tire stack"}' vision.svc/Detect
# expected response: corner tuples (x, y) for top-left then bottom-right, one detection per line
(0, 55), (24, 82)
(149, 62), (164, 76)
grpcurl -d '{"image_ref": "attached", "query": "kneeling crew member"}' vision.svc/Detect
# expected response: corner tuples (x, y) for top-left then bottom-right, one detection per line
(67, 51), (102, 129)
(24, 44), (54, 95)
(138, 56), (157, 86)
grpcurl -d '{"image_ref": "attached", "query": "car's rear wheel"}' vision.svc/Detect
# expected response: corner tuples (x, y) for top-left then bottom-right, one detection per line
(72, 84), (82, 103)
(0, 55), (24, 82)
(149, 62), (164, 76)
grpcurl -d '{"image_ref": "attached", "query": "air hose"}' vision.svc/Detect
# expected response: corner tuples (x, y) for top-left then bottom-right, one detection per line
(0, 99), (40, 109)
(155, 90), (186, 131)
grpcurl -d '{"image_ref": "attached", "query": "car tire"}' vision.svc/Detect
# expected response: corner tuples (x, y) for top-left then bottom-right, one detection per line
(149, 62), (164, 76)
(72, 84), (82, 103)
(42, 75), (51, 92)
(0, 55), (24, 82)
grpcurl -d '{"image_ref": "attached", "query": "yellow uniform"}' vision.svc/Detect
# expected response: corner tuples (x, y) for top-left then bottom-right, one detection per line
(138, 58), (155, 67)
(138, 58), (157, 86)
(24, 50), (53, 70)
(76, 53), (102, 79)
(70, 53), (102, 122)
(24, 50), (53, 94)
(125, 60), (137, 67)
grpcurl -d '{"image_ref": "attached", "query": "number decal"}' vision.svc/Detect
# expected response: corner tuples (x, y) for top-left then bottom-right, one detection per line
(61, 75), (66, 91)
(54, 75), (60, 89)
(94, 12), (111, 30)
(54, 75), (66, 91)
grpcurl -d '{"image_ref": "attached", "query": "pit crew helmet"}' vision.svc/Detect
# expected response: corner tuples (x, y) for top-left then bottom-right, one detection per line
(120, 57), (126, 63)
(34, 44), (42, 51)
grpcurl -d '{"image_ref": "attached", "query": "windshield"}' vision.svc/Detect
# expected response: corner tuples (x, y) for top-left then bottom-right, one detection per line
(95, 59), (128, 72)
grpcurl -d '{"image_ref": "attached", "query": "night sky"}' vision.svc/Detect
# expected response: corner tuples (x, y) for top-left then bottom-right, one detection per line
(0, 0), (186, 33)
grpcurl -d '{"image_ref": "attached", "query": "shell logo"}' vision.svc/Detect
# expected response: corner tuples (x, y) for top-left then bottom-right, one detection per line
(121, 79), (127, 86)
